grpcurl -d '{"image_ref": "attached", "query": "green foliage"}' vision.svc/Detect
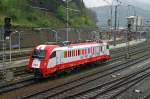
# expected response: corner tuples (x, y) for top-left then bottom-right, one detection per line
(70, 15), (96, 27)
(0, 0), (96, 27)
(57, 5), (66, 21)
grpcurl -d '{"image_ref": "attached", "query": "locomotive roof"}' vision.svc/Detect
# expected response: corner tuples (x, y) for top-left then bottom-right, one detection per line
(35, 42), (107, 51)
(36, 45), (59, 51)
(54, 42), (107, 51)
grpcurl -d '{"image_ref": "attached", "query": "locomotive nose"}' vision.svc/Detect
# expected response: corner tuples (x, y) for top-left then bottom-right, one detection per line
(32, 59), (41, 68)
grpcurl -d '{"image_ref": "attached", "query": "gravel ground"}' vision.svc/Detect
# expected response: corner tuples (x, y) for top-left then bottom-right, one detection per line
(116, 74), (150, 99)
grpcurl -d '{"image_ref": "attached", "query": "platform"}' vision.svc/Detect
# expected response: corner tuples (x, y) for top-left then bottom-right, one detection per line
(110, 39), (146, 49)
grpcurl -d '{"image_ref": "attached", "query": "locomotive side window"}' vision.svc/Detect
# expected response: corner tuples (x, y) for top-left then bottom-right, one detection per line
(78, 50), (80, 56)
(70, 51), (72, 57)
(64, 51), (67, 58)
(84, 49), (86, 55)
(68, 51), (71, 57)
(88, 48), (90, 53)
(101, 46), (102, 51)
(72, 50), (74, 57)
(74, 50), (76, 56)
(73, 50), (75, 57)
(50, 51), (56, 58)
(96, 46), (99, 54)
(76, 50), (78, 56)
(93, 47), (95, 54)
(106, 45), (109, 49)
(92, 47), (94, 53)
(82, 49), (84, 55)
(72, 50), (73, 57)
(68, 51), (70, 57)
(99, 46), (101, 51)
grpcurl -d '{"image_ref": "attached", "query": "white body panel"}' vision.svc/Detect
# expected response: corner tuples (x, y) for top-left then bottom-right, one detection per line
(48, 58), (56, 68)
(56, 50), (63, 64)
(47, 43), (110, 68)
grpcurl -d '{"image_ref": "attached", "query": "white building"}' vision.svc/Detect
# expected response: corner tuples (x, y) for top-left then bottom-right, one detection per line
(127, 16), (144, 32)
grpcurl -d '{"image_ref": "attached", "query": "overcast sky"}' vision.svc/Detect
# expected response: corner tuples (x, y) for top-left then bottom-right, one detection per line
(83, 0), (150, 8)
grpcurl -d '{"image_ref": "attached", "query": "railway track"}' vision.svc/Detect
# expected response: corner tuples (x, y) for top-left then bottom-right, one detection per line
(73, 64), (150, 99)
(0, 65), (31, 80)
(0, 40), (149, 78)
(144, 94), (150, 99)
(20, 49), (150, 99)
(0, 51), (30, 62)
(110, 41), (148, 55)
(0, 41), (150, 98)
(1, 42), (149, 80)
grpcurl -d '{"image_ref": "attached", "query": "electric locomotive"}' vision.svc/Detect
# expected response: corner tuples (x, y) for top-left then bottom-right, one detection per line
(28, 41), (111, 78)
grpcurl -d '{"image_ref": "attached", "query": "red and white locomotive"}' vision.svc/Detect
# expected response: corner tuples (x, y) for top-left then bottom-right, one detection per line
(28, 40), (111, 77)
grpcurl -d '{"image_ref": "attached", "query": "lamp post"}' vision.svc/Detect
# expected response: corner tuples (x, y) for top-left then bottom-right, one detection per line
(103, 0), (114, 40)
(9, 34), (11, 63)
(9, 31), (18, 63)
(18, 31), (24, 53)
(110, 0), (116, 37)
(103, 0), (120, 45)
(51, 30), (58, 42)
(126, 23), (131, 59)
(66, 0), (69, 41)
(127, 5), (137, 40)
(113, 0), (122, 46)
(125, 5), (136, 59)
(64, 0), (80, 41)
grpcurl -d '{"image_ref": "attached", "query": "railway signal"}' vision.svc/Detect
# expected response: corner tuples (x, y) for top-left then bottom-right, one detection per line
(2, 17), (14, 81)
(125, 23), (132, 59)
(4, 17), (12, 40)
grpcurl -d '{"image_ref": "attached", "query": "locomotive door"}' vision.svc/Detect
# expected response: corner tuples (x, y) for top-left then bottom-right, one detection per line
(48, 51), (56, 68)
(56, 50), (62, 64)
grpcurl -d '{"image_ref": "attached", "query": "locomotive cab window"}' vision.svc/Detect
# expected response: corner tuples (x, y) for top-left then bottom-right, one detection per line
(32, 49), (46, 59)
(50, 51), (56, 58)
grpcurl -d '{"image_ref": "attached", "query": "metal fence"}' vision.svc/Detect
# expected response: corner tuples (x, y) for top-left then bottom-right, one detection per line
(0, 26), (149, 50)
(0, 27), (102, 50)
